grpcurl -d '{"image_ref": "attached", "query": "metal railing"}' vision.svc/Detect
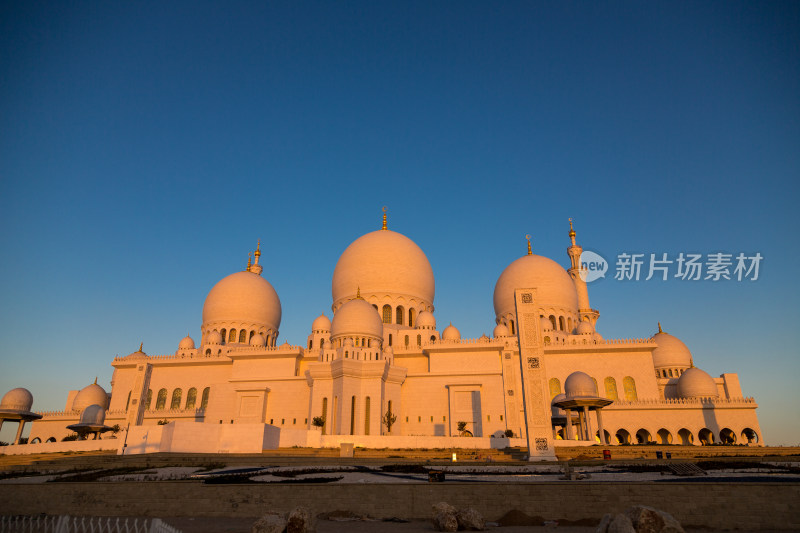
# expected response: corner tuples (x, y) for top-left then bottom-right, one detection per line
(0, 516), (181, 533)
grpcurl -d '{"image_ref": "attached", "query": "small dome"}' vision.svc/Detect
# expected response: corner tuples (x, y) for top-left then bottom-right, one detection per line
(179, 335), (195, 350)
(331, 298), (384, 340)
(479, 333), (490, 341)
(250, 333), (266, 346)
(676, 367), (719, 398)
(652, 329), (693, 369)
(442, 323), (461, 341)
(202, 271), (282, 333)
(0, 388), (34, 411)
(593, 332), (604, 342)
(72, 382), (109, 412)
(564, 371), (598, 398)
(344, 337), (354, 347)
(541, 318), (553, 331)
(493, 323), (509, 337)
(493, 254), (579, 321)
(383, 345), (393, 355)
(79, 404), (106, 425)
(312, 314), (331, 332)
(416, 311), (436, 329)
(206, 330), (222, 345)
(551, 393), (567, 415)
(576, 321), (594, 335)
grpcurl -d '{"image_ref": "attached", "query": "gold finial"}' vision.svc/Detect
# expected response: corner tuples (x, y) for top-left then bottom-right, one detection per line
(526, 234), (532, 255)
(94, 376), (97, 385)
(381, 206), (387, 230)
(246, 253), (252, 272)
(139, 342), (143, 352)
(658, 322), (663, 333)
(356, 286), (362, 299)
(254, 239), (261, 259)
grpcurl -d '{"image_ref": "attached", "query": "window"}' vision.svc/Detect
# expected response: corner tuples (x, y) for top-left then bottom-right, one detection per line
(404, 335), (409, 347)
(228, 329), (237, 343)
(309, 339), (313, 349)
(604, 377), (618, 400)
(417, 334), (422, 346)
(668, 369), (673, 377)
(186, 388), (197, 409)
(623, 377), (637, 401)
(382, 305), (392, 324)
(350, 396), (356, 435)
(238, 330), (247, 343)
(170, 389), (182, 409)
(220, 329), (227, 343)
(156, 388), (167, 410)
(409, 308), (415, 327)
(321, 397), (328, 435)
(389, 334), (392, 346)
(200, 387), (210, 409)
(396, 306), (404, 325)
(365, 397), (371, 435)
(549, 378), (561, 400)
(509, 320), (515, 334)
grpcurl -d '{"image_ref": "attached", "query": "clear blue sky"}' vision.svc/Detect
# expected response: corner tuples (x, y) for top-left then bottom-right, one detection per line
(1, 1), (798, 445)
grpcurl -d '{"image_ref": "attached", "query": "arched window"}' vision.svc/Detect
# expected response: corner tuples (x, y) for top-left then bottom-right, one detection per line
(388, 334), (392, 346)
(387, 400), (393, 434)
(170, 389), (182, 409)
(220, 329), (227, 343)
(355, 337), (359, 347)
(249, 330), (255, 341)
(205, 349), (211, 356)
(668, 369), (673, 377)
(559, 316), (566, 331)
(186, 388), (197, 409)
(543, 336), (551, 345)
(382, 305), (392, 324)
(345, 351), (349, 358)
(623, 377), (637, 401)
(156, 388), (167, 410)
(549, 378), (561, 400)
(228, 329), (237, 343)
(417, 334), (422, 346)
(365, 396), (371, 435)
(591, 377), (598, 394)
(396, 306), (404, 325)
(604, 377), (618, 400)
(309, 339), (313, 349)
(237, 329), (245, 343)
(404, 335), (409, 347)
(321, 397), (328, 435)
(320, 338), (325, 348)
(430, 335), (436, 342)
(200, 387), (210, 409)
(509, 320), (515, 334)
(145, 389), (153, 410)
(350, 396), (356, 435)
(409, 308), (415, 327)
(549, 315), (557, 329)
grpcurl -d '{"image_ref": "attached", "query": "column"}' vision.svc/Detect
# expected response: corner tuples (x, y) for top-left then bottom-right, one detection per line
(583, 406), (593, 442)
(595, 408), (607, 445)
(576, 410), (585, 441)
(565, 409), (574, 440)
(14, 421), (25, 445)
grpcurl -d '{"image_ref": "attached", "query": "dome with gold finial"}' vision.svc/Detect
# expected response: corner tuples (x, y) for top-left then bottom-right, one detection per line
(330, 296), (384, 341)
(72, 380), (109, 412)
(202, 242), (281, 340)
(493, 236), (579, 325)
(331, 209), (435, 314)
(651, 323), (693, 370)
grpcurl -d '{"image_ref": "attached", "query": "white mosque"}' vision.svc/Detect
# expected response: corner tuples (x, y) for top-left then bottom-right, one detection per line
(0, 213), (762, 454)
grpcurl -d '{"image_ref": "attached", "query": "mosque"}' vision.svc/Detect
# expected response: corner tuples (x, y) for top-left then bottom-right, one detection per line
(1, 213), (763, 454)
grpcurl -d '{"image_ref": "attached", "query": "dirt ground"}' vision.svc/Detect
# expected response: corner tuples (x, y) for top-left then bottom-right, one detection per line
(164, 516), (782, 533)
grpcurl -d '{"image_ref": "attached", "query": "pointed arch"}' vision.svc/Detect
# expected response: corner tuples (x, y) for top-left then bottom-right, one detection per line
(623, 377), (637, 401)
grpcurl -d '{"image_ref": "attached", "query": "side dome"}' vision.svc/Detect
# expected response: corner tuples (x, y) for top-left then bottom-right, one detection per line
(0, 388), (34, 411)
(442, 323), (461, 341)
(72, 382), (109, 411)
(178, 335), (195, 350)
(206, 330), (222, 345)
(493, 254), (578, 322)
(564, 371), (598, 398)
(250, 333), (266, 346)
(79, 404), (106, 425)
(416, 311), (436, 329)
(676, 367), (719, 398)
(576, 321), (594, 335)
(652, 329), (693, 369)
(311, 314), (331, 332)
(493, 323), (509, 337)
(202, 271), (282, 335)
(330, 298), (384, 340)
(332, 229), (435, 312)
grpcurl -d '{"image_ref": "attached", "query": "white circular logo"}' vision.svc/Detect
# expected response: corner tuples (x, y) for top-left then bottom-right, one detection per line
(579, 250), (608, 282)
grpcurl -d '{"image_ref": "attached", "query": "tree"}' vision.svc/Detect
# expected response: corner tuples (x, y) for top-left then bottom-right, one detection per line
(311, 416), (325, 428)
(382, 405), (397, 434)
(457, 421), (472, 437)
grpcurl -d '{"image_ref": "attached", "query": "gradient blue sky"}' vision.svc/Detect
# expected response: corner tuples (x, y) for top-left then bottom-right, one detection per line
(1, 2), (798, 445)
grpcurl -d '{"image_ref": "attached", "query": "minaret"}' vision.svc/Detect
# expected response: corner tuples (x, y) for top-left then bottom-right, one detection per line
(250, 240), (263, 276)
(566, 219), (599, 326)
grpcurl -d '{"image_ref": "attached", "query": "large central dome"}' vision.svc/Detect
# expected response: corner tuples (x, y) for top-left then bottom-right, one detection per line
(202, 271), (282, 337)
(332, 230), (435, 313)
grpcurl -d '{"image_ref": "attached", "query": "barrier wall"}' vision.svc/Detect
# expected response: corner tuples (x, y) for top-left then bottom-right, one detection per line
(0, 439), (119, 456)
(1, 482), (797, 530)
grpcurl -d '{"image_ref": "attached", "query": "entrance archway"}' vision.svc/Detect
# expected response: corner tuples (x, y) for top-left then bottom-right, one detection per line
(657, 428), (673, 445)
